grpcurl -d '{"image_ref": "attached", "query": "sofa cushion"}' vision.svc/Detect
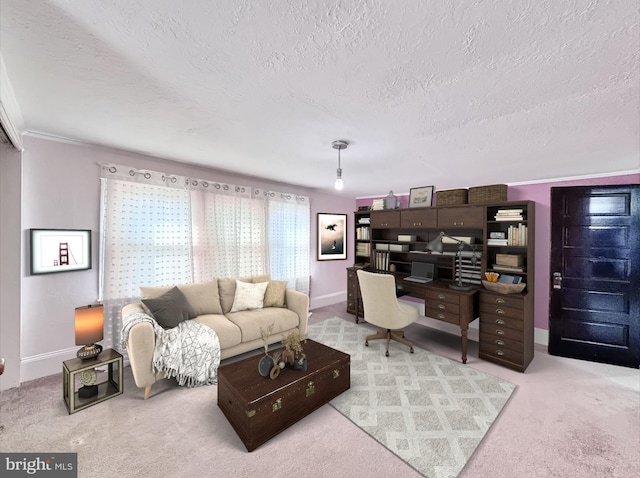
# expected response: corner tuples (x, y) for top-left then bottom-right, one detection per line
(219, 274), (270, 314)
(226, 307), (300, 343)
(193, 315), (242, 349)
(140, 279), (222, 316)
(230, 280), (269, 312)
(262, 280), (287, 308)
(142, 286), (195, 329)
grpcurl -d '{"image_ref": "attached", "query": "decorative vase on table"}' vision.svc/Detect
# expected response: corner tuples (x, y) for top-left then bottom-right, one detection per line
(293, 354), (307, 371)
(258, 355), (275, 377)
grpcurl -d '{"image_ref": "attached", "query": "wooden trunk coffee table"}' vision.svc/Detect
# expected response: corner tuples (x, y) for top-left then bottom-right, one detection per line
(217, 339), (350, 451)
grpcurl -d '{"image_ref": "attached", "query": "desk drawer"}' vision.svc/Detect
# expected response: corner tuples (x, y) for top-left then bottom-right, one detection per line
(479, 316), (523, 336)
(480, 303), (523, 321)
(480, 292), (524, 310)
(479, 342), (524, 364)
(480, 332), (523, 353)
(425, 307), (460, 325)
(425, 289), (460, 305)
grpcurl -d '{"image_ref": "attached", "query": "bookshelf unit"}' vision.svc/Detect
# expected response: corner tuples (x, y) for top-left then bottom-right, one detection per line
(480, 201), (535, 371)
(483, 202), (534, 284)
(354, 210), (371, 267)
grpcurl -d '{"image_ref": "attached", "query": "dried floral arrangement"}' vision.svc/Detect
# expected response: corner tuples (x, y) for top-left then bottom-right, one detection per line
(260, 322), (275, 354)
(282, 329), (306, 356)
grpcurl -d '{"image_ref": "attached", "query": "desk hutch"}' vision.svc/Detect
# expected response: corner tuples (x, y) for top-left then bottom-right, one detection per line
(348, 201), (535, 372)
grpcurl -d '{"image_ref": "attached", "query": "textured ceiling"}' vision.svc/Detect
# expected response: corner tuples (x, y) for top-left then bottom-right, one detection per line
(1, 0), (638, 197)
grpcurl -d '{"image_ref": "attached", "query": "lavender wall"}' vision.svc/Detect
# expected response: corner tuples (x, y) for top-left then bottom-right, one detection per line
(17, 134), (354, 383)
(357, 173), (640, 331)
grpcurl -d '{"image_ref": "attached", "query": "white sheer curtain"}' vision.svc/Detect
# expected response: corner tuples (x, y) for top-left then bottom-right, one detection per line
(256, 189), (310, 294)
(99, 166), (192, 353)
(99, 164), (310, 353)
(190, 180), (267, 281)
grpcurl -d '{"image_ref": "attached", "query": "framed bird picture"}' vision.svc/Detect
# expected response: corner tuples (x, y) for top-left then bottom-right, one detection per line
(317, 213), (347, 261)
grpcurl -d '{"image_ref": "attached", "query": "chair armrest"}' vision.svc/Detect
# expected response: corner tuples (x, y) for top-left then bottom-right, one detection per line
(285, 289), (310, 336)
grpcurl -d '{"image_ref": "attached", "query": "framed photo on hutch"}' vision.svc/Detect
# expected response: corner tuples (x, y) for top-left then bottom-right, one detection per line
(408, 185), (435, 208)
(30, 228), (92, 275)
(317, 213), (347, 261)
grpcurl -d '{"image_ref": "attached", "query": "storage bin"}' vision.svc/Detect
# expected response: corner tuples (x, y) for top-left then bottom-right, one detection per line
(435, 189), (468, 206)
(468, 184), (507, 204)
(496, 254), (523, 266)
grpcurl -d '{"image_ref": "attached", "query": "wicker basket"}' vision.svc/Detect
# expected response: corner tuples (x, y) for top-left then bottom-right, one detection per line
(482, 280), (526, 294)
(435, 188), (468, 206)
(468, 184), (508, 204)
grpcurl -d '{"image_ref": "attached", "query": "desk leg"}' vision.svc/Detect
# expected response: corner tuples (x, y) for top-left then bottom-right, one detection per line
(461, 329), (468, 364)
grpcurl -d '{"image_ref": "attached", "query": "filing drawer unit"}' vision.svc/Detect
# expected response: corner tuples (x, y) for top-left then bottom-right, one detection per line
(478, 291), (534, 372)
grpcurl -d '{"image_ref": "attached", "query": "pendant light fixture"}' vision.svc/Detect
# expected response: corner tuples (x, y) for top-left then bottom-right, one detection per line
(332, 140), (348, 190)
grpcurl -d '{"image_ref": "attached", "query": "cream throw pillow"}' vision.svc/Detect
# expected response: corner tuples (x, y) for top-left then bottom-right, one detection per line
(262, 280), (287, 308)
(230, 280), (269, 313)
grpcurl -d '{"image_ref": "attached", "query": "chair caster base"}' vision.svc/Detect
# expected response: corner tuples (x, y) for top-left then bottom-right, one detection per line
(410, 347), (414, 353)
(365, 341), (369, 346)
(385, 351), (389, 357)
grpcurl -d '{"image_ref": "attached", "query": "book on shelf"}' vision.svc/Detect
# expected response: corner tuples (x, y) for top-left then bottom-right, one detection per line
(356, 226), (370, 240)
(371, 199), (385, 210)
(495, 208), (524, 220)
(358, 217), (370, 224)
(487, 239), (509, 245)
(356, 243), (371, 256)
(497, 274), (522, 284)
(374, 250), (390, 271)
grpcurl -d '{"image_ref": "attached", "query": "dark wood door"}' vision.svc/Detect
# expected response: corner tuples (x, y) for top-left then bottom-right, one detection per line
(549, 185), (639, 368)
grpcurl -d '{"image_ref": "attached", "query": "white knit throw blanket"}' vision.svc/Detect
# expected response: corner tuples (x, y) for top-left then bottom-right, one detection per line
(121, 308), (221, 387)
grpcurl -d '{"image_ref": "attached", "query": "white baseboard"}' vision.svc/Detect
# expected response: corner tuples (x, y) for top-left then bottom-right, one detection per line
(21, 347), (77, 383)
(310, 291), (347, 310)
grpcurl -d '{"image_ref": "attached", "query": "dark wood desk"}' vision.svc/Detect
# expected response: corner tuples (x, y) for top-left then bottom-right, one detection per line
(352, 269), (479, 364)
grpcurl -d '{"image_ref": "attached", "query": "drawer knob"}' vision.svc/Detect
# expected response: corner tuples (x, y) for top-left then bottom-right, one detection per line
(437, 294), (445, 300)
(496, 340), (505, 346)
(496, 309), (505, 315)
(495, 298), (505, 304)
(438, 304), (446, 309)
(496, 319), (505, 325)
(437, 314), (445, 319)
(496, 329), (504, 335)
(496, 350), (504, 356)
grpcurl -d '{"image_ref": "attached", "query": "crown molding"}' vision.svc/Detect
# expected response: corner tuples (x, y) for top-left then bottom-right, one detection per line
(0, 53), (25, 151)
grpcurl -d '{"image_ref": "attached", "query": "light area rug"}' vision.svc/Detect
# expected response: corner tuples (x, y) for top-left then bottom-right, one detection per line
(307, 318), (516, 478)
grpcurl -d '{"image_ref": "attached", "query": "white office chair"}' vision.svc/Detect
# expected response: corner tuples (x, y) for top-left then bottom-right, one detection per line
(356, 270), (420, 356)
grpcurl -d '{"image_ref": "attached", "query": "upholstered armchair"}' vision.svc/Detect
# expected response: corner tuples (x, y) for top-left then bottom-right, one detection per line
(356, 270), (420, 356)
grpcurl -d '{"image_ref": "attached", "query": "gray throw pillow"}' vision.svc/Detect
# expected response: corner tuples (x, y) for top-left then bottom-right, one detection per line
(142, 286), (196, 329)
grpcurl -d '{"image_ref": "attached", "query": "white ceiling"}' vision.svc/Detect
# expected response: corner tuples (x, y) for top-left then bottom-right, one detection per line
(1, 0), (638, 197)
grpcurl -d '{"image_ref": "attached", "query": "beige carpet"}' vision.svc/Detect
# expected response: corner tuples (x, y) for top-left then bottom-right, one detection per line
(308, 318), (516, 477)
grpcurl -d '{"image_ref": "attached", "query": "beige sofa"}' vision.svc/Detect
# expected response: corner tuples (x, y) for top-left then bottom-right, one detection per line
(122, 275), (309, 399)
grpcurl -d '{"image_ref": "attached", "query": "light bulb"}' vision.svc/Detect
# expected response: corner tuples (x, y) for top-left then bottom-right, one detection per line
(334, 168), (343, 190)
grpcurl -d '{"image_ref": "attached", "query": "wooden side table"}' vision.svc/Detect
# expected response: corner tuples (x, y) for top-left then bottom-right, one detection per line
(63, 348), (123, 414)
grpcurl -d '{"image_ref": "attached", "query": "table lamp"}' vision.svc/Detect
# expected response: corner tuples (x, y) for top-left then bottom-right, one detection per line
(426, 232), (477, 291)
(75, 304), (104, 398)
(75, 304), (104, 360)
